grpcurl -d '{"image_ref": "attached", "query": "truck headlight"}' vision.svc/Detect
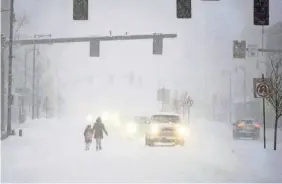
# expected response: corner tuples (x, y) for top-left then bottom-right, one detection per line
(177, 127), (186, 136)
(126, 123), (137, 134)
(150, 125), (159, 134)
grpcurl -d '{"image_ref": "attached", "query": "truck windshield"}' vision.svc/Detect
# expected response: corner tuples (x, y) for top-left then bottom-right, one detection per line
(151, 115), (180, 123)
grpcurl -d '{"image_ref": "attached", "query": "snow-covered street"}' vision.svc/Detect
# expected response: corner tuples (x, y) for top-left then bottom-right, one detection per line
(2, 118), (282, 183)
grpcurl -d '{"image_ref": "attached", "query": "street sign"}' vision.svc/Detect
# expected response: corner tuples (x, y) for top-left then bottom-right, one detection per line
(185, 96), (194, 107)
(90, 40), (100, 57)
(253, 77), (271, 98)
(247, 44), (259, 57)
(180, 92), (188, 106)
(157, 88), (170, 104)
(153, 34), (163, 55)
(233, 40), (246, 59)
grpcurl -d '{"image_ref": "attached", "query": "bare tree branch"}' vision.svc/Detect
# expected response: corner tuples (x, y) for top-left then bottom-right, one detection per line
(267, 56), (282, 116)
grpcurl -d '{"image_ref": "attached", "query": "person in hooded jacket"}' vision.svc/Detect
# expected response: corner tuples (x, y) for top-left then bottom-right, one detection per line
(84, 124), (94, 151)
(93, 117), (108, 151)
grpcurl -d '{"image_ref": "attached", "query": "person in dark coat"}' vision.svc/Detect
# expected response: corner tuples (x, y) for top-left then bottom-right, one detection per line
(84, 124), (93, 151)
(93, 117), (108, 150)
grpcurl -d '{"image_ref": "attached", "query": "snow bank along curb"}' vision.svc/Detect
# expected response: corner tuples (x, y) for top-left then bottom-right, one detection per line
(1, 118), (56, 141)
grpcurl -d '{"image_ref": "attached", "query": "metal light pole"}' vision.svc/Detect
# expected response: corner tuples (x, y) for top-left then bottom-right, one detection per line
(7, 0), (15, 134)
(24, 48), (36, 118)
(31, 34), (51, 119)
(1, 34), (6, 132)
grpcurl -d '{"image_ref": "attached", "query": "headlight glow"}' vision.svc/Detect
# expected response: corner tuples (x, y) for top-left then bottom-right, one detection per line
(177, 127), (186, 135)
(102, 111), (110, 121)
(150, 125), (159, 134)
(86, 114), (93, 122)
(126, 123), (137, 134)
(112, 112), (120, 121)
(177, 126), (189, 136)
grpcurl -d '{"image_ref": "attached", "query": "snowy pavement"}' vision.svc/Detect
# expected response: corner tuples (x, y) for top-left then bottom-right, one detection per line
(1, 118), (282, 183)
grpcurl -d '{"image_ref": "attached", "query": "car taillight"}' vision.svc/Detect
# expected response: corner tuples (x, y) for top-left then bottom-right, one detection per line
(237, 123), (244, 128)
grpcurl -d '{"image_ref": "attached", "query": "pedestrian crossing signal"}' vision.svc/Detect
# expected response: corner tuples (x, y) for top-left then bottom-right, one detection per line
(177, 0), (191, 19)
(73, 0), (88, 20)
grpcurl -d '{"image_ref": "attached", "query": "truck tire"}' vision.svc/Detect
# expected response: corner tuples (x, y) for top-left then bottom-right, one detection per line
(145, 137), (154, 146)
(177, 139), (185, 146)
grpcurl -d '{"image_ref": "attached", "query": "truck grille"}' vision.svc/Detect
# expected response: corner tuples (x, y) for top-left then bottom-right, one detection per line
(160, 127), (176, 136)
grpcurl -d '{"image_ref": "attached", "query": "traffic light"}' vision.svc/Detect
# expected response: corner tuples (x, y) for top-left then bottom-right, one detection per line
(176, 0), (191, 19)
(73, 0), (88, 20)
(89, 40), (100, 57)
(153, 34), (163, 55)
(253, 0), (269, 26)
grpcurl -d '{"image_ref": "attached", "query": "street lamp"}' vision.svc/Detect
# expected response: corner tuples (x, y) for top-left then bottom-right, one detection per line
(24, 48), (39, 118)
(32, 34), (51, 119)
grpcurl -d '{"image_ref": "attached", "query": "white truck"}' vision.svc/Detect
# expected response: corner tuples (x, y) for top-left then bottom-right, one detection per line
(145, 112), (187, 146)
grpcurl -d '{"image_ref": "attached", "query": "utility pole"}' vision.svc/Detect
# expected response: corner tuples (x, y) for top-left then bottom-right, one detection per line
(31, 34), (51, 119)
(1, 34), (6, 132)
(7, 0), (15, 134)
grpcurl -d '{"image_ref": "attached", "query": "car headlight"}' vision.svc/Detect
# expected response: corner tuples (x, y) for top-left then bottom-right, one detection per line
(150, 125), (159, 134)
(102, 111), (110, 121)
(126, 123), (137, 134)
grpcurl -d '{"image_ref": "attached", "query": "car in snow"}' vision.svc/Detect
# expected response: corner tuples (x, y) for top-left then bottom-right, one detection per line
(145, 112), (187, 146)
(232, 119), (261, 140)
(124, 116), (150, 139)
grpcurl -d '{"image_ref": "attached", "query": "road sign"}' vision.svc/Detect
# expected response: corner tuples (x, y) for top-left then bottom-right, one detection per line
(157, 88), (170, 104)
(253, 77), (271, 98)
(180, 92), (188, 105)
(153, 34), (163, 55)
(90, 40), (100, 57)
(247, 44), (259, 57)
(233, 40), (246, 59)
(185, 96), (194, 107)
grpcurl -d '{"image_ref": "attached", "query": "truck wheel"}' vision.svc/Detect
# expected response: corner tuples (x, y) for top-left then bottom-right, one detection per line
(145, 137), (149, 146)
(145, 137), (153, 146)
(177, 139), (185, 146)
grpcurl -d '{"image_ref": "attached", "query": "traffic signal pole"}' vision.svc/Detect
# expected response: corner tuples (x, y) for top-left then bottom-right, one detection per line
(6, 34), (177, 45)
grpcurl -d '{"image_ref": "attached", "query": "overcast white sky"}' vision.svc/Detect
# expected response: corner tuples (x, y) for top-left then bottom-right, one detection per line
(10, 0), (282, 116)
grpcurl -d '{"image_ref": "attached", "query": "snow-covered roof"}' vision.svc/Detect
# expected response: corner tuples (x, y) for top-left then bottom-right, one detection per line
(151, 112), (180, 117)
